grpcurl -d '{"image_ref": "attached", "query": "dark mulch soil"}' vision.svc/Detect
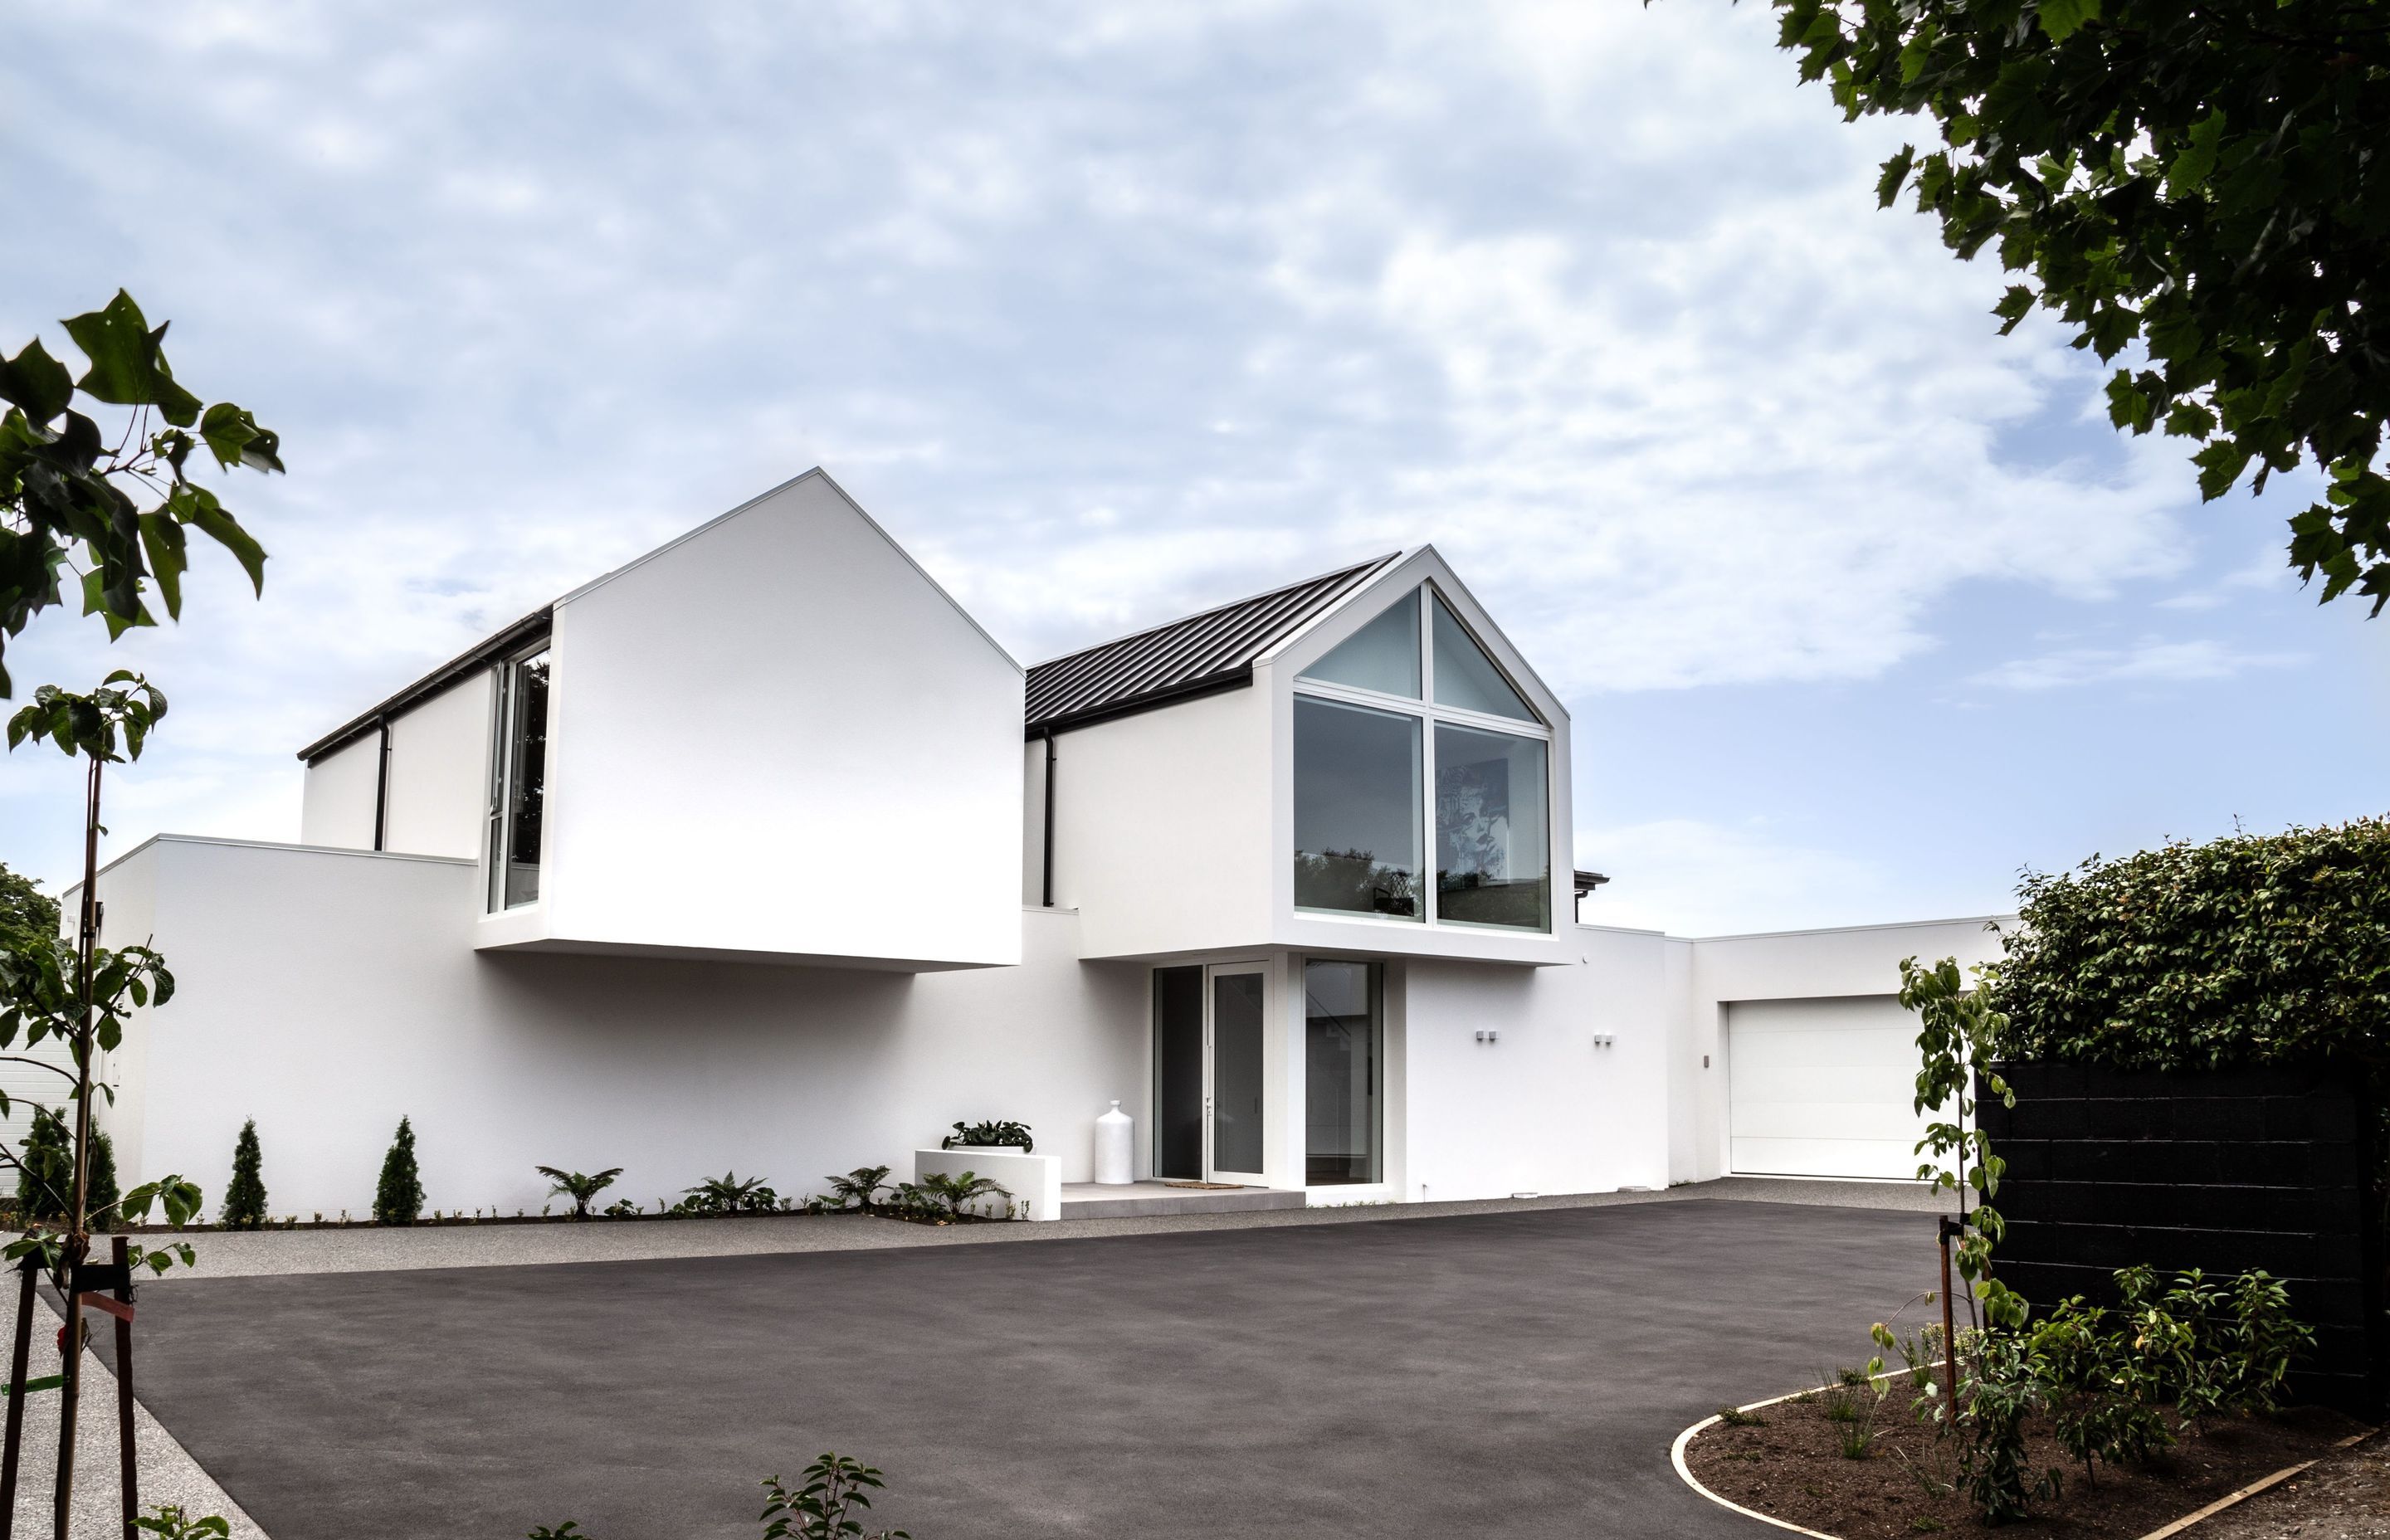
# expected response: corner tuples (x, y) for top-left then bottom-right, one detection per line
(2194, 1430), (2390, 1540)
(1685, 1380), (2370, 1538)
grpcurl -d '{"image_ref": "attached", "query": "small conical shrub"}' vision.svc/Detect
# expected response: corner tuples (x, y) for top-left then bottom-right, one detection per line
(16, 1109), (71, 1223)
(221, 1119), (267, 1231)
(373, 1116), (423, 1226)
(86, 1129), (120, 1231)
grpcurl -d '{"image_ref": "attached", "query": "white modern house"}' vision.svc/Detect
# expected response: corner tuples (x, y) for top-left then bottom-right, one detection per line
(70, 470), (2008, 1219)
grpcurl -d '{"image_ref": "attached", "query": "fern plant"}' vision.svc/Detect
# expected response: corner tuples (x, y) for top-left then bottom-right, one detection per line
(810, 1166), (891, 1214)
(536, 1166), (623, 1220)
(889, 1170), (1012, 1223)
(680, 1171), (778, 1215)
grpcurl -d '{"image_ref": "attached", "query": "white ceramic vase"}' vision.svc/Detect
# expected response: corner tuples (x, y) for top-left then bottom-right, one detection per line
(1094, 1099), (1134, 1186)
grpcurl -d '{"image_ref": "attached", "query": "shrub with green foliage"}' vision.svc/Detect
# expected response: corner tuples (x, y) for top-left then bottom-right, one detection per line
(762, 1452), (910, 1540)
(15, 1109), (69, 1222)
(373, 1116), (422, 1226)
(1992, 816), (2390, 1070)
(86, 1128), (118, 1230)
(133, 1505), (231, 1539)
(0, 861), (58, 963)
(221, 1120), (267, 1231)
(941, 1119), (1032, 1153)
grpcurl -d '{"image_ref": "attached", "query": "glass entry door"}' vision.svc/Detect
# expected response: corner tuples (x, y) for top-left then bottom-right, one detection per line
(1207, 965), (1268, 1183)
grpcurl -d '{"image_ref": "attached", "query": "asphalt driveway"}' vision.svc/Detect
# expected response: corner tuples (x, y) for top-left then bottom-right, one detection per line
(124, 1198), (1937, 1539)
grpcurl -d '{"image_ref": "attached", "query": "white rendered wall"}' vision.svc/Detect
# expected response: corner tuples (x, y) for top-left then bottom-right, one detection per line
(1049, 686), (1274, 960)
(519, 471), (1023, 969)
(1673, 915), (2016, 1184)
(297, 735), (378, 850)
(383, 672), (492, 860)
(1397, 924), (1675, 1201)
(99, 838), (1146, 1218)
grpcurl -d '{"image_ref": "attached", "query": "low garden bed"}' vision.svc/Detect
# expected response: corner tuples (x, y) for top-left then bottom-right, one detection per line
(105, 1206), (832, 1233)
(1684, 1380), (2369, 1538)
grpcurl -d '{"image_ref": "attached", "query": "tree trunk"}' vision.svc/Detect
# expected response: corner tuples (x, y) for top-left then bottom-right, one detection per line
(53, 754), (101, 1540)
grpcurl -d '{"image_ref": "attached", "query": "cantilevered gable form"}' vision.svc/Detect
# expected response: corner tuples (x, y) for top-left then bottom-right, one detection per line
(491, 470), (1024, 968)
(300, 469), (1024, 971)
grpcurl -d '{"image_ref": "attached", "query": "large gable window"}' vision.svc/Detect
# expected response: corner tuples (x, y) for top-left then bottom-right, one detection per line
(1294, 584), (1552, 933)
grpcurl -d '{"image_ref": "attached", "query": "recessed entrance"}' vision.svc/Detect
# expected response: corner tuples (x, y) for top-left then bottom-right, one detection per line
(1153, 962), (1270, 1184)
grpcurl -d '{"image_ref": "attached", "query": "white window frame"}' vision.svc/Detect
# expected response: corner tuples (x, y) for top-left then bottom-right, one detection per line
(486, 641), (550, 914)
(1292, 582), (1554, 935)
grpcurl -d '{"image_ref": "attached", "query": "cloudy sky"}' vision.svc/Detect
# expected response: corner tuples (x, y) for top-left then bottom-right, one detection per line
(3, 2), (2383, 935)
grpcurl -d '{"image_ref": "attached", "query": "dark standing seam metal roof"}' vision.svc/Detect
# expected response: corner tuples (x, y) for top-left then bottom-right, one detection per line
(295, 607), (553, 764)
(1024, 553), (1401, 737)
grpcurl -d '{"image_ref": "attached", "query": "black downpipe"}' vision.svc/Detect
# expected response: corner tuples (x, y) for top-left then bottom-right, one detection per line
(1041, 727), (1056, 909)
(372, 720), (393, 853)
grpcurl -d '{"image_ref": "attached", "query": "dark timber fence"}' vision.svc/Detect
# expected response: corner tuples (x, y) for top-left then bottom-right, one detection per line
(1978, 1060), (2384, 1416)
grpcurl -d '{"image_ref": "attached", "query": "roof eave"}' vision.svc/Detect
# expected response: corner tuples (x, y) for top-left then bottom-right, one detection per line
(295, 607), (552, 764)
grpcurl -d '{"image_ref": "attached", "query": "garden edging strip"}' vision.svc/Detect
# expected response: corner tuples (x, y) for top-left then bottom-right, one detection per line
(1670, 1386), (1849, 1540)
(2132, 1430), (2373, 1540)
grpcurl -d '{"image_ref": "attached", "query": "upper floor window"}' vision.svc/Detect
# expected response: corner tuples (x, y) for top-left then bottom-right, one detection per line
(1294, 585), (1552, 933)
(489, 646), (549, 911)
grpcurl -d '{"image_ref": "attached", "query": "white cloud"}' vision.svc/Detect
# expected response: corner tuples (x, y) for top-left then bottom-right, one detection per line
(0, 0), (2256, 894)
(1573, 818), (1909, 938)
(1969, 639), (2304, 692)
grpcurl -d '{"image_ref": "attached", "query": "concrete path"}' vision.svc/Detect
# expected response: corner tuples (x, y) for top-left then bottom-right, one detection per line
(143, 1174), (1947, 1281)
(4, 1294), (267, 1540)
(120, 1196), (1949, 1539)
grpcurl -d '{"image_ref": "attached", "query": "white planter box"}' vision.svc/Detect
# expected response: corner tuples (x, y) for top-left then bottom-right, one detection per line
(912, 1146), (1061, 1221)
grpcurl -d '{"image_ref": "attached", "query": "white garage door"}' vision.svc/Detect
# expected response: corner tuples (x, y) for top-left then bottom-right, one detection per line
(1728, 996), (1944, 1181)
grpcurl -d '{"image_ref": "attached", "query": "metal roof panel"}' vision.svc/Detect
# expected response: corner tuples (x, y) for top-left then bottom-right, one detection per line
(1024, 553), (1398, 734)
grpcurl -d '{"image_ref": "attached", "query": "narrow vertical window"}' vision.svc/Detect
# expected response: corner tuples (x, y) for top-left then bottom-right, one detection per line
(489, 647), (550, 911)
(1305, 960), (1380, 1184)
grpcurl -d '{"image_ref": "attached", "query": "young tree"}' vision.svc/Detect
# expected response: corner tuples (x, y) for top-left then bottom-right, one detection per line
(221, 1120), (267, 1231)
(1765, 0), (2390, 608)
(375, 1117), (424, 1226)
(0, 290), (280, 696)
(3, 672), (203, 1530)
(0, 291), (277, 1528)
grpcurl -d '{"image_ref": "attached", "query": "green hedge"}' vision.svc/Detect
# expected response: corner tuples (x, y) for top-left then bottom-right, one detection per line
(1991, 816), (2390, 1070)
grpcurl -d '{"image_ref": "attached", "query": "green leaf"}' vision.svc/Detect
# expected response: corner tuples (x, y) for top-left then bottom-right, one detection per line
(198, 402), (284, 475)
(2035, 0), (2100, 41)
(79, 570), (152, 641)
(60, 291), (202, 426)
(2168, 110), (2227, 196)
(184, 500), (267, 597)
(1876, 146), (1917, 210)
(1993, 285), (2036, 336)
(138, 514), (188, 621)
(0, 339), (73, 422)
